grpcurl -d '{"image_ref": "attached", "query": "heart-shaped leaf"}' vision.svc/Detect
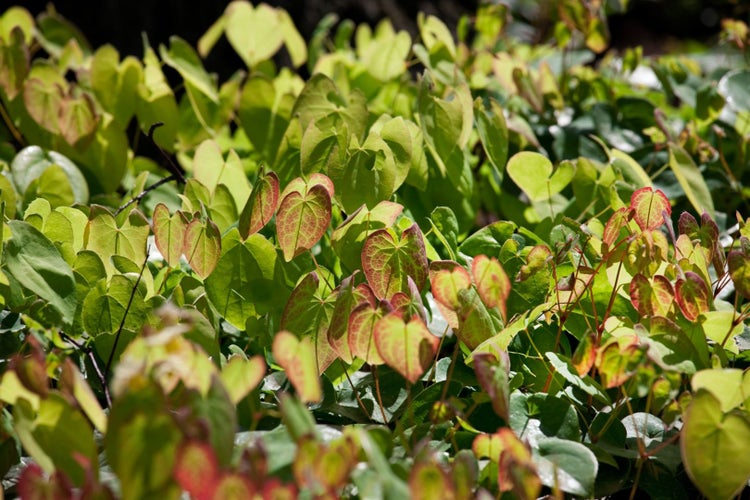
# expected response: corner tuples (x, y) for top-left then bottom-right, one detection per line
(85, 206), (149, 275)
(629, 274), (674, 317)
(682, 389), (750, 500)
(183, 218), (221, 279)
(272, 331), (322, 403)
(213, 473), (256, 499)
(429, 260), (471, 329)
(348, 300), (388, 365)
(192, 140), (252, 209)
(473, 351), (510, 420)
(506, 151), (575, 202)
(409, 461), (454, 500)
(629, 186), (671, 231)
(151, 203), (188, 267)
(602, 207), (632, 248)
(534, 438), (598, 497)
(472, 255), (511, 322)
(675, 271), (711, 321)
(374, 312), (438, 383)
(220, 355), (266, 405)
(362, 223), (428, 300)
(276, 183), (331, 262)
(225, 2), (284, 68)
(332, 201), (403, 273)
(327, 274), (367, 364)
(239, 170), (280, 239)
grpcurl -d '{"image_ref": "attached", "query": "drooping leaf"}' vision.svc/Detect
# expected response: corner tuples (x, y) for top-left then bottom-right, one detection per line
(429, 260), (471, 329)
(183, 218), (221, 279)
(348, 300), (388, 365)
(675, 271), (711, 321)
(682, 389), (750, 500)
(473, 351), (510, 420)
(239, 170), (280, 239)
(456, 287), (496, 350)
(728, 247), (750, 299)
(373, 312), (439, 384)
(629, 186), (671, 231)
(5, 220), (77, 325)
(160, 36), (218, 102)
(151, 204), (188, 267)
(534, 438), (598, 497)
(272, 330), (323, 404)
(472, 254), (511, 322)
(362, 223), (428, 300)
(668, 144), (715, 218)
(276, 182), (332, 262)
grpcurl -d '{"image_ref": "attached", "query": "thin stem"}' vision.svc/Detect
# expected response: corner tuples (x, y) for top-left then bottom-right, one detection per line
(0, 99), (25, 147)
(340, 359), (371, 421)
(60, 332), (112, 408)
(372, 365), (389, 425)
(115, 173), (179, 216)
(104, 248), (149, 380)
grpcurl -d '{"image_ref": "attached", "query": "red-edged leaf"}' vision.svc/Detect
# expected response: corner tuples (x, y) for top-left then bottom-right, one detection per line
(728, 247), (750, 299)
(280, 272), (337, 374)
(152, 204), (188, 267)
(10, 336), (49, 397)
(239, 171), (280, 239)
(602, 207), (632, 248)
(597, 336), (646, 389)
(212, 472), (255, 499)
(472, 255), (511, 322)
(280, 173), (335, 199)
(429, 260), (471, 329)
(183, 217), (221, 279)
(327, 274), (368, 364)
(373, 312), (439, 383)
(630, 187), (671, 231)
(362, 223), (428, 299)
(272, 331), (323, 403)
(473, 351), (511, 420)
(348, 301), (388, 365)
(174, 440), (219, 500)
(572, 332), (597, 376)
(629, 274), (674, 317)
(276, 184), (331, 261)
(676, 271), (711, 321)
(293, 437), (357, 493)
(409, 461), (455, 500)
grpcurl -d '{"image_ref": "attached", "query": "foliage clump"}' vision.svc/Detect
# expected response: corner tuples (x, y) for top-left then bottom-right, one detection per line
(0, 1), (749, 498)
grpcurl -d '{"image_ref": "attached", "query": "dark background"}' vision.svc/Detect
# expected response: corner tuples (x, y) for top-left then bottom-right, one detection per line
(15, 0), (750, 76)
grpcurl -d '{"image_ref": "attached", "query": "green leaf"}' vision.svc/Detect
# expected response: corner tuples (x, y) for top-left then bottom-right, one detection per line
(5, 220), (77, 325)
(408, 461), (454, 499)
(90, 45), (142, 127)
(374, 312), (439, 384)
(276, 181), (332, 262)
(0, 27), (27, 100)
(474, 97), (509, 174)
(204, 231), (278, 329)
(136, 44), (178, 151)
(238, 170), (280, 239)
(629, 186), (671, 231)
(273, 330), (323, 403)
(361, 223), (428, 300)
(358, 22), (411, 82)
(292, 73), (367, 141)
(472, 254), (511, 322)
(192, 140), (251, 210)
(675, 271), (710, 321)
(691, 369), (750, 413)
(473, 351), (510, 420)
(160, 36), (218, 103)
(220, 355), (266, 405)
(85, 206), (149, 275)
(534, 438), (598, 497)
(429, 260), (471, 329)
(545, 352), (610, 404)
(183, 218), (221, 280)
(14, 394), (97, 487)
(506, 151), (575, 202)
(682, 389), (750, 500)
(456, 287), (496, 350)
(81, 274), (149, 336)
(225, 1), (285, 68)
(151, 204), (188, 267)
(668, 144), (715, 218)
(278, 8), (307, 67)
(509, 392), (581, 446)
(11, 146), (89, 206)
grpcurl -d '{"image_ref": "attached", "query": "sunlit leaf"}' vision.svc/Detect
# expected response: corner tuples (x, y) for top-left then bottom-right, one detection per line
(276, 183), (331, 262)
(409, 461), (454, 500)
(348, 300), (387, 365)
(362, 223), (428, 300)
(728, 246), (750, 299)
(506, 151), (575, 202)
(472, 254), (511, 322)
(272, 331), (322, 403)
(429, 260), (471, 329)
(668, 144), (715, 218)
(183, 217), (221, 279)
(151, 203), (188, 267)
(220, 355), (266, 405)
(332, 201), (403, 273)
(629, 186), (671, 231)
(160, 36), (218, 102)
(239, 170), (280, 239)
(374, 312), (438, 384)
(682, 389), (750, 500)
(473, 351), (510, 420)
(675, 271), (711, 321)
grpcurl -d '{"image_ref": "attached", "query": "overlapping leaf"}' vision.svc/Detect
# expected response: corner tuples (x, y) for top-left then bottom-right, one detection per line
(373, 312), (438, 383)
(362, 223), (428, 300)
(272, 331), (322, 404)
(276, 180), (332, 262)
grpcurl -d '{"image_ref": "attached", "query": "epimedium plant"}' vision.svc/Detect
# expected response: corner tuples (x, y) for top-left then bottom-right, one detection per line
(0, 1), (749, 499)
